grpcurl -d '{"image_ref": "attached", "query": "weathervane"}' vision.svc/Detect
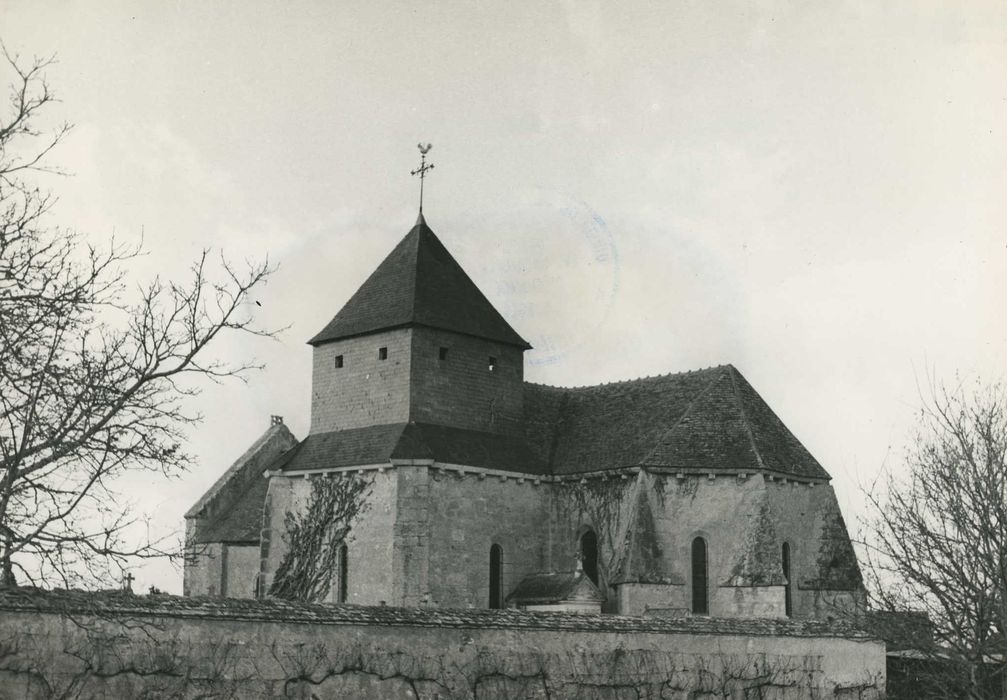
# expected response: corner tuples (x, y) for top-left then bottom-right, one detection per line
(411, 143), (434, 214)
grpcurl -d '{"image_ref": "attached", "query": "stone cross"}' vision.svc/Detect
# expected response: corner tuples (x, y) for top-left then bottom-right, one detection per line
(122, 572), (135, 592)
(410, 143), (434, 214)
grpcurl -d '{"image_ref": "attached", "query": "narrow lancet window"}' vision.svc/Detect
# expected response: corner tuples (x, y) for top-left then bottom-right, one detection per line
(782, 542), (793, 617)
(580, 529), (599, 585)
(691, 537), (709, 615)
(489, 544), (503, 609)
(338, 543), (349, 603)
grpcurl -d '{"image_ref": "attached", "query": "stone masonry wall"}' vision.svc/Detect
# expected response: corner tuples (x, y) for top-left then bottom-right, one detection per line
(345, 470), (398, 605)
(261, 472), (398, 606)
(261, 466), (862, 618)
(222, 545), (259, 599)
(762, 478), (867, 618)
(182, 540), (223, 598)
(550, 471), (862, 619)
(0, 591), (886, 699)
(393, 465), (431, 606)
(425, 469), (550, 608)
(409, 327), (525, 436)
(310, 328), (412, 434)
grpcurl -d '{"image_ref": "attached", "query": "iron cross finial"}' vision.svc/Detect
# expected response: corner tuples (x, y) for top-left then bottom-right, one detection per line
(411, 143), (435, 214)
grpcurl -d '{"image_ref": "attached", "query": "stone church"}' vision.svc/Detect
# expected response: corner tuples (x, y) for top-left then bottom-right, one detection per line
(184, 213), (863, 620)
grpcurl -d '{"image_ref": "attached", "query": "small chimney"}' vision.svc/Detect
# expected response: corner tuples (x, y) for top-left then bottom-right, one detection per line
(270, 415), (283, 426)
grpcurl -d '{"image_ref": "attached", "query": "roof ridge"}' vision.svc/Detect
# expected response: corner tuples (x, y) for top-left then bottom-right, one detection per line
(406, 222), (424, 323)
(639, 366), (730, 466)
(727, 365), (767, 470)
(525, 364), (733, 392)
(184, 422), (295, 518)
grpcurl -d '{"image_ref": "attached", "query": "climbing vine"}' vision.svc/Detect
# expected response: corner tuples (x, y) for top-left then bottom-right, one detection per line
(557, 474), (638, 587)
(268, 474), (370, 602)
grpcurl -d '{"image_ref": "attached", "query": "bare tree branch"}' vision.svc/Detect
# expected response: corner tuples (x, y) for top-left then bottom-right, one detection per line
(0, 46), (279, 588)
(861, 376), (1007, 699)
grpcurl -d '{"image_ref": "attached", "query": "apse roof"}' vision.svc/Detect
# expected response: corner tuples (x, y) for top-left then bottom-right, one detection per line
(309, 215), (530, 349)
(523, 365), (831, 480)
(270, 365), (828, 481)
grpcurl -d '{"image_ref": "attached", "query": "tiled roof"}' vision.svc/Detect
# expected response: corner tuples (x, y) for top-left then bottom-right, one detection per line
(0, 588), (876, 640)
(399, 423), (547, 474)
(524, 365), (831, 480)
(187, 422), (298, 545)
(507, 571), (604, 605)
(277, 366), (828, 481)
(308, 215), (530, 349)
(865, 611), (934, 652)
(279, 423), (548, 475)
(278, 424), (407, 471)
(197, 474), (269, 544)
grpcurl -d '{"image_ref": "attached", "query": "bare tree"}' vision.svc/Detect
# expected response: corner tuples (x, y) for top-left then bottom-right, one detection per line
(862, 377), (1007, 699)
(0, 46), (276, 587)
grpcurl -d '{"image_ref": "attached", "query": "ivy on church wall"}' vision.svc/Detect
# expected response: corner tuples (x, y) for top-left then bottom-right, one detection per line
(725, 500), (785, 587)
(268, 474), (371, 602)
(554, 473), (644, 589)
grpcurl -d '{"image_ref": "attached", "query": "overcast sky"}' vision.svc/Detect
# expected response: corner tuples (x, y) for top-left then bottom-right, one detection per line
(5, 1), (1005, 593)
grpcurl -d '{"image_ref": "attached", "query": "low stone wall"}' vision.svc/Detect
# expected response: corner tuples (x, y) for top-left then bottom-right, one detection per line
(0, 589), (885, 699)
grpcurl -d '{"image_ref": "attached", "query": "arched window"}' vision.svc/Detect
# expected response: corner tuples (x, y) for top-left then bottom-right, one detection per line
(489, 544), (503, 609)
(580, 529), (599, 585)
(691, 537), (709, 615)
(782, 542), (793, 617)
(337, 543), (349, 603)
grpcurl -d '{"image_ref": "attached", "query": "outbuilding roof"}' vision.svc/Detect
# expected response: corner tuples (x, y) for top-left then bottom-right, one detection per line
(506, 571), (604, 606)
(308, 214), (530, 349)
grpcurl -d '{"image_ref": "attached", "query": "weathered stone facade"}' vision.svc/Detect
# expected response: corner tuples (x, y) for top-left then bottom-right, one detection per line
(185, 213), (865, 625)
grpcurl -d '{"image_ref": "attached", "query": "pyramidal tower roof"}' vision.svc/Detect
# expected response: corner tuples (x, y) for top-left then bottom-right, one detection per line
(309, 214), (531, 349)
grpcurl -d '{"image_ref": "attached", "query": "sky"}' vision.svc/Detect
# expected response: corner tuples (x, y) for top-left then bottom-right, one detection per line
(4, 1), (1006, 594)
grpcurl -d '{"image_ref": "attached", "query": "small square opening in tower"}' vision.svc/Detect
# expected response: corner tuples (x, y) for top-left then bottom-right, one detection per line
(334, 355), (344, 368)
(439, 347), (449, 361)
(488, 356), (497, 372)
(378, 347), (388, 361)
